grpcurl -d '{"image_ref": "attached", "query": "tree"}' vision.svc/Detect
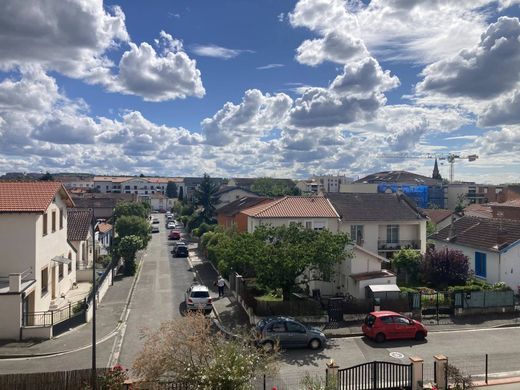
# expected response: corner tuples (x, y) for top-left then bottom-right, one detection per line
(113, 202), (148, 220)
(426, 220), (437, 236)
(39, 171), (54, 181)
(420, 247), (470, 288)
(132, 312), (278, 389)
(251, 177), (297, 197)
(193, 173), (219, 223)
(166, 181), (178, 198)
(115, 215), (151, 248)
(392, 249), (422, 284)
(118, 235), (143, 276)
(213, 224), (350, 300)
(177, 186), (184, 201)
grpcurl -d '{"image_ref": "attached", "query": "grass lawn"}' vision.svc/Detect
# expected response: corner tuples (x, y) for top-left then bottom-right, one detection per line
(255, 293), (283, 302)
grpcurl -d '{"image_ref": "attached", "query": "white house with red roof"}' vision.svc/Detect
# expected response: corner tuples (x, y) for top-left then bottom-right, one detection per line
(0, 182), (77, 340)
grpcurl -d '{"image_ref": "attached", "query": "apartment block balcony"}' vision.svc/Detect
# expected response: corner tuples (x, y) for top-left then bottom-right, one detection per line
(378, 240), (421, 251)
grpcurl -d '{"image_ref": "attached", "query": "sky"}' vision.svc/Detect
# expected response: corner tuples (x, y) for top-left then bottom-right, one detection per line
(1, 0), (520, 183)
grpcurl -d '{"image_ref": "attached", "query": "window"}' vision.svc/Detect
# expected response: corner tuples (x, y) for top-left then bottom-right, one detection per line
(393, 316), (412, 325)
(41, 267), (48, 295)
(305, 221), (312, 229)
(380, 316), (393, 324)
(475, 252), (487, 278)
(350, 225), (364, 245)
(387, 225), (399, 243)
(51, 210), (56, 232)
(42, 213), (48, 236)
(59, 209), (63, 229)
(269, 322), (286, 333)
(58, 263), (64, 280)
(286, 321), (306, 333)
(68, 252), (72, 274)
(313, 222), (326, 231)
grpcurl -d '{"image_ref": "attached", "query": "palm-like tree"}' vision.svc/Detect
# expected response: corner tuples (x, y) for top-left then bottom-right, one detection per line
(193, 173), (219, 223)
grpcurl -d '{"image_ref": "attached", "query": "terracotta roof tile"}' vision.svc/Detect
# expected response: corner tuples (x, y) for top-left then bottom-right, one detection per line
(97, 222), (113, 234)
(464, 203), (493, 219)
(67, 209), (92, 241)
(421, 209), (454, 224)
(241, 196), (339, 218)
(0, 182), (74, 213)
(490, 199), (520, 208)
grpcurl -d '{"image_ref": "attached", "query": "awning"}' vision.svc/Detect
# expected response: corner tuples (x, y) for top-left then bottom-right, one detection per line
(368, 284), (401, 293)
(52, 256), (72, 265)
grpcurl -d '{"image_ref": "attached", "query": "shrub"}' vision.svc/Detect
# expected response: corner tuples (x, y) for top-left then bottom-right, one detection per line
(420, 248), (470, 289)
(96, 254), (112, 268)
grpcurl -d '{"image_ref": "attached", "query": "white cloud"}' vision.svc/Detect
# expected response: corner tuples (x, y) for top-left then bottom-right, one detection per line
(474, 125), (520, 154)
(191, 44), (252, 59)
(417, 17), (520, 100)
(257, 64), (285, 70)
(0, 0), (129, 77)
(478, 88), (520, 126)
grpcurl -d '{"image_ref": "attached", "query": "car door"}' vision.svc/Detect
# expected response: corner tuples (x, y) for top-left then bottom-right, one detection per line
(392, 316), (415, 339)
(285, 321), (309, 347)
(379, 315), (396, 339)
(266, 321), (289, 347)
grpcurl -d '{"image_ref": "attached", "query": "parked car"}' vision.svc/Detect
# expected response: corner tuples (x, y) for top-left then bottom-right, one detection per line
(168, 230), (181, 240)
(174, 245), (189, 257)
(255, 317), (326, 350)
(152, 218), (160, 224)
(171, 241), (187, 253)
(151, 226), (160, 233)
(185, 284), (212, 312)
(362, 311), (428, 343)
(167, 221), (175, 229)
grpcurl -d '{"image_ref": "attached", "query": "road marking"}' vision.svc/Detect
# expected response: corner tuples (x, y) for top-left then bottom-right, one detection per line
(389, 352), (405, 359)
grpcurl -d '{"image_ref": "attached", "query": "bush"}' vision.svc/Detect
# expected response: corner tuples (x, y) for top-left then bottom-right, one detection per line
(96, 255), (112, 268)
(420, 248), (470, 289)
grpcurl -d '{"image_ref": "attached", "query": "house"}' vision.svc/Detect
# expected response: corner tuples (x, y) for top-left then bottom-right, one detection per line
(240, 196), (340, 233)
(96, 222), (113, 256)
(148, 193), (175, 212)
(312, 175), (353, 193)
(68, 209), (94, 270)
(420, 209), (459, 232)
(93, 176), (183, 197)
(227, 177), (295, 192)
(215, 186), (260, 208)
(308, 245), (396, 299)
(352, 170), (444, 208)
(429, 216), (520, 291)
(296, 180), (320, 194)
(182, 176), (224, 200)
(216, 197), (273, 232)
(326, 193), (428, 258)
(489, 199), (520, 220)
(71, 192), (137, 219)
(0, 182), (76, 340)
(55, 175), (95, 190)
(464, 203), (493, 219)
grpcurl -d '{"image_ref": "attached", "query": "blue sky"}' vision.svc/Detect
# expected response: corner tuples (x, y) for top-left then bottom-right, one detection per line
(1, 0), (520, 183)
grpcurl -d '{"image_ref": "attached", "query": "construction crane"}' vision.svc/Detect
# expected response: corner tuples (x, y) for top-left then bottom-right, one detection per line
(379, 153), (479, 183)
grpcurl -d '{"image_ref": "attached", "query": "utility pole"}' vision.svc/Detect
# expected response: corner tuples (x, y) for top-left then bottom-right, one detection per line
(91, 210), (97, 390)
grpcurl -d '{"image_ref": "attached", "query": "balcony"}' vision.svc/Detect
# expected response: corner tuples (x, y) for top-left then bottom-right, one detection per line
(378, 240), (421, 251)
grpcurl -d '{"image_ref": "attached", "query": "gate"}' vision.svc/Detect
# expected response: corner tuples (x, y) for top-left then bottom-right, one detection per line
(327, 297), (344, 322)
(335, 361), (412, 390)
(421, 291), (453, 323)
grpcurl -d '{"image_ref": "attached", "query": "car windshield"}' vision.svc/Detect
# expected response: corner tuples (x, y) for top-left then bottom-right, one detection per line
(364, 314), (376, 327)
(191, 291), (209, 298)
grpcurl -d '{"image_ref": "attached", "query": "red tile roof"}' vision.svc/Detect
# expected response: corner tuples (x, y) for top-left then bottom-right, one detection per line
(67, 209), (92, 241)
(0, 182), (74, 213)
(490, 199), (520, 208)
(97, 222), (113, 234)
(421, 209), (454, 224)
(241, 196), (339, 218)
(464, 203), (493, 219)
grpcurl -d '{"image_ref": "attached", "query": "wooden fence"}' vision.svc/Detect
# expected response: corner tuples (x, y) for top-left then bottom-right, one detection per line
(0, 368), (108, 390)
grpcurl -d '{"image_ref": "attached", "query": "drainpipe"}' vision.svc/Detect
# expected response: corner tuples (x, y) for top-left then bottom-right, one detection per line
(498, 252), (501, 285)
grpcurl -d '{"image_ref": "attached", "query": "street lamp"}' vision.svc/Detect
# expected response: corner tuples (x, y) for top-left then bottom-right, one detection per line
(91, 209), (97, 390)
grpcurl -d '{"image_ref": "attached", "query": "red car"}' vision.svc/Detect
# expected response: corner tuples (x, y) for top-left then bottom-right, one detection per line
(168, 230), (181, 240)
(362, 311), (427, 343)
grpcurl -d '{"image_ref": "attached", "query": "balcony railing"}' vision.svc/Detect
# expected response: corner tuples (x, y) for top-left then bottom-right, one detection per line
(378, 240), (421, 251)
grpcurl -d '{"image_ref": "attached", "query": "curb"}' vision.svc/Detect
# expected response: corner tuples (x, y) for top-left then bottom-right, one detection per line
(0, 258), (145, 360)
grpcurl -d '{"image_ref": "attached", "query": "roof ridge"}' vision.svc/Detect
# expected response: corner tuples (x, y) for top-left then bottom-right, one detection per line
(250, 196), (287, 216)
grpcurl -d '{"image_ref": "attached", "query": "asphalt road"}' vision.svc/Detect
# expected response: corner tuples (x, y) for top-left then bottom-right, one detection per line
(117, 213), (195, 370)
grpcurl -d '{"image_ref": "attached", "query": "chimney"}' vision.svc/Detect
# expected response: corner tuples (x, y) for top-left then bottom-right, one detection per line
(9, 273), (21, 293)
(448, 215), (456, 241)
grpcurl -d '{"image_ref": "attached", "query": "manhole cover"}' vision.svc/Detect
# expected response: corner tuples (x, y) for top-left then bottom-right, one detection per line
(389, 352), (405, 359)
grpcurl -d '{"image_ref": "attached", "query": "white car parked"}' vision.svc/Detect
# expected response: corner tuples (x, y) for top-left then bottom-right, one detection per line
(185, 284), (212, 312)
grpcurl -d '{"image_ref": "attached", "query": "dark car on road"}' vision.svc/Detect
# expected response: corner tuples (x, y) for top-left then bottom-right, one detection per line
(362, 311), (428, 343)
(255, 317), (326, 351)
(174, 245), (189, 257)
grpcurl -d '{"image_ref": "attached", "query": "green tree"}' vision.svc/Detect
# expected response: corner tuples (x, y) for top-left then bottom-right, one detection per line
(392, 248), (422, 285)
(251, 177), (297, 196)
(39, 171), (54, 181)
(115, 215), (151, 248)
(178, 186), (184, 201)
(118, 235), (143, 276)
(214, 224), (350, 300)
(193, 173), (219, 223)
(113, 202), (148, 220)
(426, 220), (437, 236)
(166, 181), (178, 198)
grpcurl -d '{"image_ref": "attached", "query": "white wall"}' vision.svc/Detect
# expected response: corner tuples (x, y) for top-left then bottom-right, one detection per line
(495, 244), (520, 291)
(249, 217), (340, 233)
(0, 294), (21, 340)
(0, 213), (37, 274)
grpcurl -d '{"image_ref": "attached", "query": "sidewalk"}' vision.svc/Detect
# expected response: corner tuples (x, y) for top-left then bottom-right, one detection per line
(187, 247), (250, 334)
(0, 267), (138, 359)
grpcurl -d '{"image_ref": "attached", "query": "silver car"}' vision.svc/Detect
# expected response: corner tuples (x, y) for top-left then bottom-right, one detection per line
(185, 284), (212, 312)
(256, 317), (326, 350)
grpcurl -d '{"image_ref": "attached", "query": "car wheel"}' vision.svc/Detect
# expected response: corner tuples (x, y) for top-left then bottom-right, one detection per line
(415, 331), (426, 341)
(375, 333), (386, 343)
(308, 338), (322, 350)
(261, 340), (274, 352)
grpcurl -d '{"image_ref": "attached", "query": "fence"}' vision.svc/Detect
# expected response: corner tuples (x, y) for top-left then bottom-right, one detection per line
(454, 290), (515, 309)
(0, 368), (109, 390)
(449, 352), (520, 384)
(22, 299), (85, 327)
